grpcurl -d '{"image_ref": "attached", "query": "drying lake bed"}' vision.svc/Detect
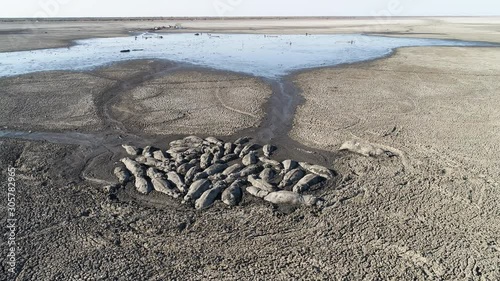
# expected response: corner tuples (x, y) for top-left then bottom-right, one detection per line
(0, 18), (499, 280)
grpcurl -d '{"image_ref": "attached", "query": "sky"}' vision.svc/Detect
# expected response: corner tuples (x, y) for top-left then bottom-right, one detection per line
(1, 0), (499, 18)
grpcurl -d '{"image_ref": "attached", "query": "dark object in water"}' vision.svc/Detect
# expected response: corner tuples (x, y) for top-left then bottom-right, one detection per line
(132, 49), (144, 52)
(195, 33), (200, 36)
(120, 49), (131, 53)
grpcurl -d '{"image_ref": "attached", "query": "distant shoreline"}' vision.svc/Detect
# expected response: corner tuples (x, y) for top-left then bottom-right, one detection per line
(1, 17), (499, 53)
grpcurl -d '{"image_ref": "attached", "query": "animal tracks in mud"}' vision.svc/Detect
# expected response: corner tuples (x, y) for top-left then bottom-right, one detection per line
(370, 240), (446, 279)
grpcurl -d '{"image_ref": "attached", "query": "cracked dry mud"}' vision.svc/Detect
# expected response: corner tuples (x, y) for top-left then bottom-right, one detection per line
(1, 19), (500, 281)
(112, 70), (270, 136)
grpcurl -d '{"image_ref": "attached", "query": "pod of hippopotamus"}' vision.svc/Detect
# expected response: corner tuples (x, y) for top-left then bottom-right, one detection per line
(113, 136), (336, 210)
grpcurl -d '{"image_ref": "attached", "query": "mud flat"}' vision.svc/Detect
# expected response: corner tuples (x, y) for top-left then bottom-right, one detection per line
(0, 61), (271, 136)
(0, 71), (111, 131)
(291, 47), (500, 171)
(112, 70), (270, 136)
(291, 46), (500, 279)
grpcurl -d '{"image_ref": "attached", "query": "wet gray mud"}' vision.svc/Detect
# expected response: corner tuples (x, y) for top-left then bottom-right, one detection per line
(256, 78), (302, 143)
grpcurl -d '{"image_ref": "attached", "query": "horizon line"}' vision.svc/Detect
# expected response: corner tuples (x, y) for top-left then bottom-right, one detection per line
(1, 15), (500, 21)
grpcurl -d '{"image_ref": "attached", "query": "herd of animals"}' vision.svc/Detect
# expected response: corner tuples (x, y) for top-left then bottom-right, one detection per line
(109, 136), (337, 210)
(108, 135), (395, 210)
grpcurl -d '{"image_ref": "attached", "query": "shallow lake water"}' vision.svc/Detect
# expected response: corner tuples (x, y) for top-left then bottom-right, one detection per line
(0, 33), (496, 78)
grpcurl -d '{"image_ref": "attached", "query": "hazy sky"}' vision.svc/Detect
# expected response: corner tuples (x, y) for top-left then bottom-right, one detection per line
(2, 0), (499, 18)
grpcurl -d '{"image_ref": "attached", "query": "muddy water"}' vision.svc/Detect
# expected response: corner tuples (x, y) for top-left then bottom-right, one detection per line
(0, 33), (496, 78)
